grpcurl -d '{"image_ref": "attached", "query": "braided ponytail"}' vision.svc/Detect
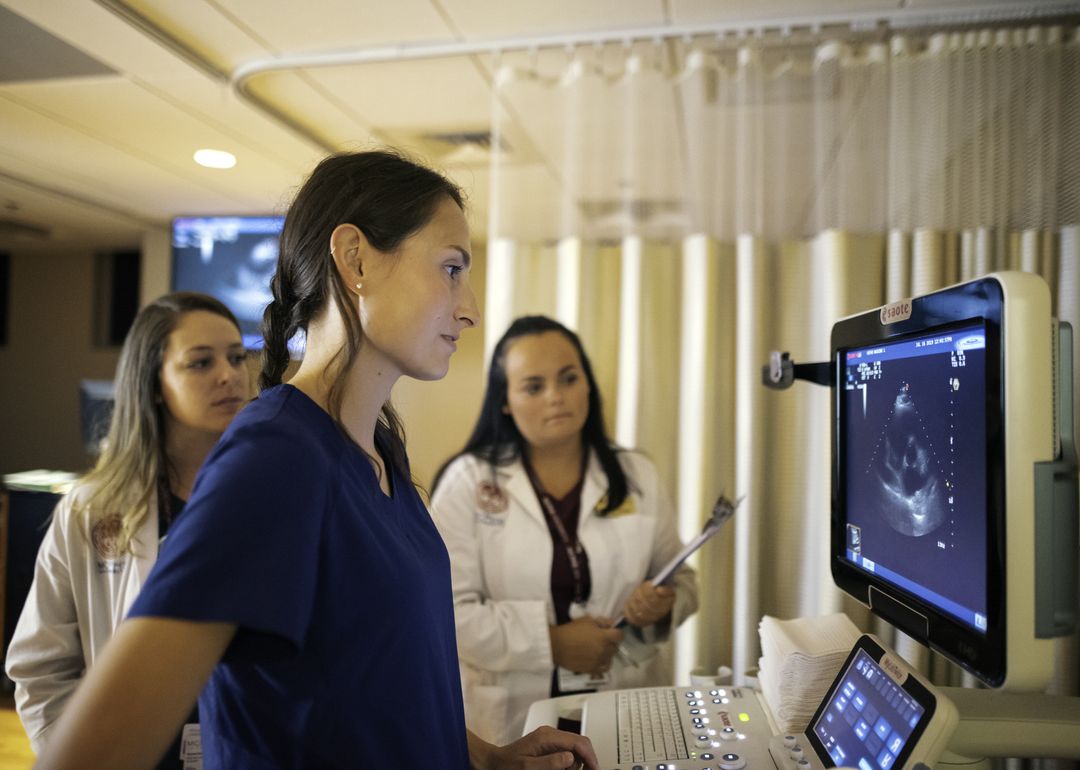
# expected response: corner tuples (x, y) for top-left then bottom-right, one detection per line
(259, 290), (295, 391)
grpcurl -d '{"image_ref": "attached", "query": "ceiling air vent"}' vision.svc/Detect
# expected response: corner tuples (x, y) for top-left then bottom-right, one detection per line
(419, 130), (509, 167)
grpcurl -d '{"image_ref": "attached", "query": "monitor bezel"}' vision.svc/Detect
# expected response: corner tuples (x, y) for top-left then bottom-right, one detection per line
(831, 277), (1007, 686)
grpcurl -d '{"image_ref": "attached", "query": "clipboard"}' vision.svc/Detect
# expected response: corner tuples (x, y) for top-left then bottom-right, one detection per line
(613, 493), (742, 629)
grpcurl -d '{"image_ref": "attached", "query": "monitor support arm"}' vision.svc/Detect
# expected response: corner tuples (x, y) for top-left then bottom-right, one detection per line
(1034, 321), (1078, 638)
(938, 687), (1080, 762)
(761, 351), (831, 389)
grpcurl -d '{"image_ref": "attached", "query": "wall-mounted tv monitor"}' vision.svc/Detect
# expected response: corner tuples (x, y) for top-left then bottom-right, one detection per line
(831, 272), (1059, 691)
(171, 216), (302, 356)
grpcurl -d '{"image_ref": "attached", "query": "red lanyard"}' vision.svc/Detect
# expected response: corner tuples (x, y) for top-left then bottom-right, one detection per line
(536, 490), (588, 606)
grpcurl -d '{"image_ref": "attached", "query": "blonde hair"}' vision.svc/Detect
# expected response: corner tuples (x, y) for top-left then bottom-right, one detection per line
(75, 292), (241, 555)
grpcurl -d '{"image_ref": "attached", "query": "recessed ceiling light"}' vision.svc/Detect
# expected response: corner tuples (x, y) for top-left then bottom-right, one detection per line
(193, 149), (237, 169)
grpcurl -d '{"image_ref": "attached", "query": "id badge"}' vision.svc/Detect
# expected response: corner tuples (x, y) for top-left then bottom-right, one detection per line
(557, 666), (611, 692)
(181, 723), (202, 770)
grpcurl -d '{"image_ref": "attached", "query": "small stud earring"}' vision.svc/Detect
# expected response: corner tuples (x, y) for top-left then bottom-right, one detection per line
(355, 282), (363, 291)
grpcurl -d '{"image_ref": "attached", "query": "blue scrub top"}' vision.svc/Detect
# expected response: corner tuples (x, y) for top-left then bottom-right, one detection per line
(130, 384), (471, 769)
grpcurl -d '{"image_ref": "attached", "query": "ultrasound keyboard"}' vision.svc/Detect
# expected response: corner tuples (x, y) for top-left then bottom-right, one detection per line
(582, 685), (777, 770)
(616, 688), (689, 763)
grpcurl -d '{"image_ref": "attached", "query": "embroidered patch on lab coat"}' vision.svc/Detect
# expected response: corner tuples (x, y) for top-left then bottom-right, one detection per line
(476, 480), (509, 514)
(596, 494), (637, 517)
(91, 513), (123, 560)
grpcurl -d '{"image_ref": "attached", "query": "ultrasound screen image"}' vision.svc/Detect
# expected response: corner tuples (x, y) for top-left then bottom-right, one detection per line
(842, 322), (988, 632)
(172, 216), (285, 345)
(873, 381), (947, 537)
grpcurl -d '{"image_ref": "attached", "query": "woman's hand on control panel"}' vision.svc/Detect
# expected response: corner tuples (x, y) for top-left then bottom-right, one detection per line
(468, 725), (599, 770)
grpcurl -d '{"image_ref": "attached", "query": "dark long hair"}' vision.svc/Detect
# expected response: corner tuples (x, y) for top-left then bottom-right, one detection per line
(433, 315), (629, 514)
(78, 292), (242, 553)
(260, 149), (464, 478)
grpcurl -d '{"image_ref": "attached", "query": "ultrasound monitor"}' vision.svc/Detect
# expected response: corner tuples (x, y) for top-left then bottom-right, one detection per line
(831, 272), (1060, 690)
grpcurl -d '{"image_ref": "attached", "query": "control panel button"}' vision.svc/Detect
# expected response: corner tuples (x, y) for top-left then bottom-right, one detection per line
(719, 752), (747, 770)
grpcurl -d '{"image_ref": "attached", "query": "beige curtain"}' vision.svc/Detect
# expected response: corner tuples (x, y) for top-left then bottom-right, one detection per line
(485, 23), (1080, 723)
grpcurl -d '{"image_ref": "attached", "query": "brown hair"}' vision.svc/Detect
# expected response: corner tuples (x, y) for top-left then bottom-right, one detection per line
(259, 149), (464, 478)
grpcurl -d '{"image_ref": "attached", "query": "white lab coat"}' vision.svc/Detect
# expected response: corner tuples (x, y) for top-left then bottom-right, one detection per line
(5, 483), (159, 753)
(430, 449), (698, 745)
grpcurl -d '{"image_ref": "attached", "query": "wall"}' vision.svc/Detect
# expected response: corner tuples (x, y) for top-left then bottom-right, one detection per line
(0, 245), (122, 475)
(139, 227), (170, 306)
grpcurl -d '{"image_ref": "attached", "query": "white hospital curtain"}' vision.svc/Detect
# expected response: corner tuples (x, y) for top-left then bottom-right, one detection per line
(881, 25), (1080, 701)
(486, 23), (1080, 701)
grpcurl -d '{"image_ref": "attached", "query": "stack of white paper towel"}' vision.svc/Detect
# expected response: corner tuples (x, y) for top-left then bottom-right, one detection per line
(757, 612), (861, 734)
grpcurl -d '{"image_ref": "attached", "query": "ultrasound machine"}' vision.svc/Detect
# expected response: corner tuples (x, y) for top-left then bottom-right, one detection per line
(524, 271), (1080, 769)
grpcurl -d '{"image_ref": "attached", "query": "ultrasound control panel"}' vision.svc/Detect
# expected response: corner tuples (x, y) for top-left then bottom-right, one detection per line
(582, 684), (776, 770)
(582, 638), (955, 770)
(768, 636), (957, 770)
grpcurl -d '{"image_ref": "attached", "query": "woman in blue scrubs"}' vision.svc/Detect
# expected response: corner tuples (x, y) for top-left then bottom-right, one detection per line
(36, 150), (597, 770)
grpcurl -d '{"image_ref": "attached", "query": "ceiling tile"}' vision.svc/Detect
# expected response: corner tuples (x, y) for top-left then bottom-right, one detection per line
(3, 0), (216, 81)
(671, 0), (900, 25)
(0, 5), (116, 83)
(902, 0), (1058, 9)
(0, 173), (148, 250)
(139, 73), (328, 165)
(118, 0), (275, 72)
(440, 0), (668, 40)
(305, 55), (494, 132)
(243, 69), (381, 150)
(2, 79), (298, 187)
(0, 82), (302, 221)
(214, 0), (455, 52)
